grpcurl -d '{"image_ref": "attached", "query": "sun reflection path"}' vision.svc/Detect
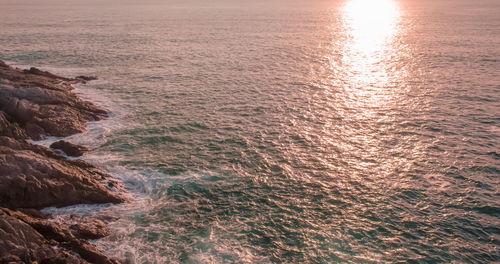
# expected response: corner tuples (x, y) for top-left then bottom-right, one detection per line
(322, 0), (411, 197)
(343, 0), (400, 55)
(338, 0), (402, 107)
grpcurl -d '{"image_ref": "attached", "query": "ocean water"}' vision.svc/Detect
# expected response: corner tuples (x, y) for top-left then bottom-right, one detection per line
(1, 0), (499, 263)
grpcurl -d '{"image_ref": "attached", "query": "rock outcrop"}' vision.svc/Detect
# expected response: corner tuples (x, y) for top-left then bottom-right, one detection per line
(0, 62), (106, 140)
(50, 140), (89, 157)
(0, 60), (124, 263)
(0, 136), (123, 209)
(0, 208), (117, 264)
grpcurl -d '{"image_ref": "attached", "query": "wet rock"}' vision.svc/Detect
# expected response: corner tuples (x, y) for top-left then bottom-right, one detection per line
(69, 216), (110, 240)
(0, 137), (124, 209)
(76, 75), (98, 82)
(23, 67), (73, 82)
(0, 60), (123, 263)
(50, 140), (89, 157)
(0, 62), (107, 140)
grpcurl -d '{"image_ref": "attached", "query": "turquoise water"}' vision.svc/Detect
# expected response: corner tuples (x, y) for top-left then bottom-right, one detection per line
(1, 0), (499, 262)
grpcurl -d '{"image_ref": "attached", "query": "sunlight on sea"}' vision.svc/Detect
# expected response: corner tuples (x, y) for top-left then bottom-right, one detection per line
(1, 0), (499, 262)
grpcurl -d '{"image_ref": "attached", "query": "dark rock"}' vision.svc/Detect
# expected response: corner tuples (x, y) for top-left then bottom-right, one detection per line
(0, 208), (84, 263)
(0, 136), (124, 209)
(0, 208), (118, 264)
(0, 61), (123, 263)
(0, 62), (74, 91)
(18, 208), (50, 219)
(50, 140), (89, 157)
(23, 67), (72, 82)
(76, 75), (98, 81)
(0, 62), (107, 140)
(0, 111), (28, 139)
(69, 215), (110, 240)
(0, 111), (9, 132)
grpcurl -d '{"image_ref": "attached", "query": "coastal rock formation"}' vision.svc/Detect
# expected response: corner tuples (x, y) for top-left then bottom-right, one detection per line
(50, 140), (89, 157)
(68, 215), (111, 240)
(0, 60), (123, 263)
(0, 136), (123, 209)
(0, 208), (117, 264)
(0, 61), (107, 140)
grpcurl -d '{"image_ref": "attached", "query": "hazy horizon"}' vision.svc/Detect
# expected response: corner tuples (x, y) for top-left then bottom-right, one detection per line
(1, 0), (499, 262)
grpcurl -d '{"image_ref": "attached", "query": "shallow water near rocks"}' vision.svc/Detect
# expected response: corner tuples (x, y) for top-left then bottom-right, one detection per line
(2, 0), (500, 262)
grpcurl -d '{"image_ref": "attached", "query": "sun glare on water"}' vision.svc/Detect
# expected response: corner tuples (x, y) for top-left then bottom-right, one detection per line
(337, 0), (403, 101)
(343, 0), (400, 54)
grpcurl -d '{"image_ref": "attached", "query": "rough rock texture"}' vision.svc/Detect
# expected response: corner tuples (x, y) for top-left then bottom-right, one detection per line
(0, 210), (83, 264)
(68, 215), (111, 240)
(0, 61), (106, 140)
(50, 140), (89, 157)
(0, 60), (123, 263)
(0, 136), (123, 209)
(0, 208), (117, 264)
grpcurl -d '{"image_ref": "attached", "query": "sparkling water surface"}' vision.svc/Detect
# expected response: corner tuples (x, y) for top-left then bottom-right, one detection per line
(1, 0), (499, 262)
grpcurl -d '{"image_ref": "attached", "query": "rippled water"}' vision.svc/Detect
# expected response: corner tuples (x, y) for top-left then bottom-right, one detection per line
(1, 0), (499, 262)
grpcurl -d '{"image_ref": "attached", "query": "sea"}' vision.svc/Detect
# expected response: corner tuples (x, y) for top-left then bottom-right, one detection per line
(1, 0), (499, 263)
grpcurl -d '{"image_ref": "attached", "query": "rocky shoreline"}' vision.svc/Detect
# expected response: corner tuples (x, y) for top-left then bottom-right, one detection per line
(0, 60), (125, 263)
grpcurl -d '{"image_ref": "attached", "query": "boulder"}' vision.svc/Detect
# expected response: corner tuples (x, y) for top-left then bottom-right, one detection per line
(68, 215), (110, 240)
(50, 140), (89, 157)
(76, 75), (98, 82)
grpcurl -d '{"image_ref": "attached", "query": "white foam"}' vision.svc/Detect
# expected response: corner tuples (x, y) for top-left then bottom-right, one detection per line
(22, 65), (269, 263)
(17, 66), (160, 260)
(28, 136), (63, 148)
